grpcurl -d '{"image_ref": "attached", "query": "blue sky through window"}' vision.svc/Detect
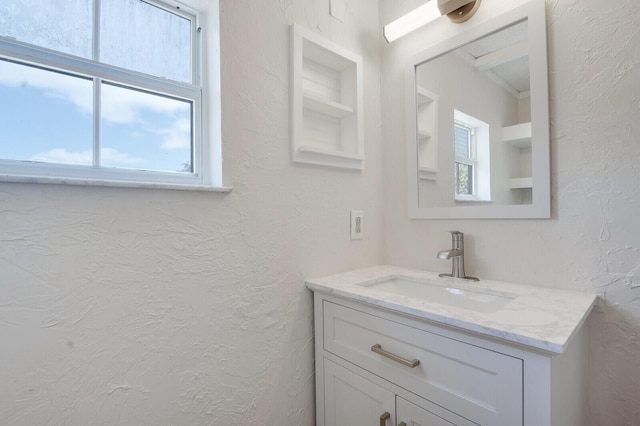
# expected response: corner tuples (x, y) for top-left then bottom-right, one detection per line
(0, 60), (93, 165)
(101, 83), (192, 172)
(0, 60), (192, 173)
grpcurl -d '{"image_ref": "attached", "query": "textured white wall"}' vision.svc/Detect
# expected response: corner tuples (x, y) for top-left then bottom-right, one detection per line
(381, 0), (640, 424)
(0, 0), (382, 424)
(3, 0), (638, 424)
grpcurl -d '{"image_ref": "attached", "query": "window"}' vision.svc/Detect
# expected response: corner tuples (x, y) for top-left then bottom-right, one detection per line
(454, 122), (475, 197)
(0, 0), (223, 190)
(453, 110), (491, 202)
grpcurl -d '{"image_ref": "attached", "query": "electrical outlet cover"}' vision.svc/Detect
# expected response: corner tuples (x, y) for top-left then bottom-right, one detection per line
(350, 211), (363, 240)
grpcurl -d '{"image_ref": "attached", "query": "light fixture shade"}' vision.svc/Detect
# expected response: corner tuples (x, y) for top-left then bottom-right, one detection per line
(383, 0), (483, 43)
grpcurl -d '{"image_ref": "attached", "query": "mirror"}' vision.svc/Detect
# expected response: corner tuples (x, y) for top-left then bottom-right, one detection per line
(406, 0), (550, 219)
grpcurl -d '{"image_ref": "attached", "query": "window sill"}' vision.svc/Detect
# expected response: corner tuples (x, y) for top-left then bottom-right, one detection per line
(0, 174), (232, 193)
(455, 198), (492, 204)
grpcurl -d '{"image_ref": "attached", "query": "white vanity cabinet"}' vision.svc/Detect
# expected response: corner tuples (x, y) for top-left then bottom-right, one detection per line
(324, 357), (469, 426)
(312, 292), (590, 426)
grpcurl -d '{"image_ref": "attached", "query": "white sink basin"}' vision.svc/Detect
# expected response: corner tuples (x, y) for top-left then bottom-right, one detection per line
(359, 276), (518, 313)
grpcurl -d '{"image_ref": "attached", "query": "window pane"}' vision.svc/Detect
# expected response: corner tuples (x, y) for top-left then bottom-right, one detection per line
(454, 125), (470, 159)
(0, 60), (93, 165)
(100, 0), (192, 83)
(455, 162), (473, 196)
(101, 83), (192, 173)
(0, 0), (92, 58)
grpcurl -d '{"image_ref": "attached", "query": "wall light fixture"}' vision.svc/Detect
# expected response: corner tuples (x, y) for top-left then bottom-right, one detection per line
(383, 0), (482, 43)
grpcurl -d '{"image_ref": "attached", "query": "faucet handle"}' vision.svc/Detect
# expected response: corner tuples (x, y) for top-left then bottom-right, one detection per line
(449, 230), (463, 242)
(449, 231), (464, 250)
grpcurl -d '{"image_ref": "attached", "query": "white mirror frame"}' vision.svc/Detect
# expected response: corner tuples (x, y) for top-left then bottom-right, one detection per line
(406, 0), (550, 219)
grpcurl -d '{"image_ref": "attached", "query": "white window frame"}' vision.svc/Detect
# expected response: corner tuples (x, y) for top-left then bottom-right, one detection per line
(454, 109), (491, 202)
(0, 0), (227, 191)
(454, 121), (477, 200)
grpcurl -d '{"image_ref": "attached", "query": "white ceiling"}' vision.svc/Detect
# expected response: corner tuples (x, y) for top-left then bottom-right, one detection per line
(456, 20), (530, 98)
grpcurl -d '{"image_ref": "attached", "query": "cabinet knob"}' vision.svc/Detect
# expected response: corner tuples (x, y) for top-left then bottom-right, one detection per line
(398, 423), (407, 426)
(380, 411), (390, 426)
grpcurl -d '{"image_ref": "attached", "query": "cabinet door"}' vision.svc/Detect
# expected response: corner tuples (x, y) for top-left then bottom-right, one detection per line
(397, 397), (458, 426)
(324, 359), (396, 426)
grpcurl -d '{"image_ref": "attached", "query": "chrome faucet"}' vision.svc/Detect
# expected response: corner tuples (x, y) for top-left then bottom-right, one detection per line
(437, 231), (479, 282)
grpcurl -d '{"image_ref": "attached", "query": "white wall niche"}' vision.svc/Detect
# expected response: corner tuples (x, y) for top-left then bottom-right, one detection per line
(290, 24), (364, 170)
(503, 121), (533, 190)
(416, 86), (438, 181)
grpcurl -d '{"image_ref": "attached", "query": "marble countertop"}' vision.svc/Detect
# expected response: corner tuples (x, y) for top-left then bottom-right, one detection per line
(305, 265), (597, 354)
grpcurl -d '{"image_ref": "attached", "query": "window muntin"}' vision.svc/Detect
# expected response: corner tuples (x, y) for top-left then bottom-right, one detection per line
(0, 0), (214, 187)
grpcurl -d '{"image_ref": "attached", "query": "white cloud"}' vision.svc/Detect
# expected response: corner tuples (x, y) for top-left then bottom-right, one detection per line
(159, 118), (191, 150)
(30, 149), (92, 165)
(101, 148), (144, 165)
(0, 60), (93, 114)
(30, 148), (142, 167)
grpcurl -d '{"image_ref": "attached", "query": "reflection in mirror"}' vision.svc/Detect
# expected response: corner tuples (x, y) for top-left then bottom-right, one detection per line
(417, 19), (531, 208)
(406, 0), (550, 219)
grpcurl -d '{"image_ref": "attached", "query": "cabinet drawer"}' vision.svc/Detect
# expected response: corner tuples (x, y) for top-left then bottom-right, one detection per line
(323, 301), (523, 425)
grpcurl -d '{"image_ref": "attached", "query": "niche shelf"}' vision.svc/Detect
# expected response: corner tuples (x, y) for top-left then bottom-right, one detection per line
(509, 177), (533, 189)
(290, 24), (364, 170)
(503, 122), (533, 189)
(503, 122), (532, 148)
(416, 86), (439, 180)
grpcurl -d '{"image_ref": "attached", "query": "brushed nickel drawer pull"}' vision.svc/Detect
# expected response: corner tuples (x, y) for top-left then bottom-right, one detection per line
(380, 411), (390, 426)
(371, 344), (420, 368)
